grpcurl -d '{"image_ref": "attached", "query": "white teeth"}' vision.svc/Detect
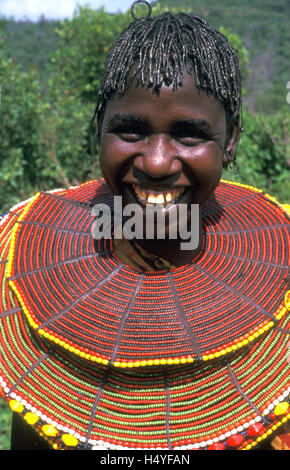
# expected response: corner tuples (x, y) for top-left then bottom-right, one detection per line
(148, 193), (165, 204)
(133, 185), (185, 206)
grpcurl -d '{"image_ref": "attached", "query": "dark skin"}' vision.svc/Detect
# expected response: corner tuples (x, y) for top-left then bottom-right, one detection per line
(98, 71), (240, 267)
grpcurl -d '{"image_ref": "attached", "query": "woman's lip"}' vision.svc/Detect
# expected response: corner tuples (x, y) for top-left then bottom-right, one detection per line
(123, 183), (192, 207)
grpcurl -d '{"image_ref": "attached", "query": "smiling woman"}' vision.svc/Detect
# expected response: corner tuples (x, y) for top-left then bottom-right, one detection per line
(0, 0), (289, 452)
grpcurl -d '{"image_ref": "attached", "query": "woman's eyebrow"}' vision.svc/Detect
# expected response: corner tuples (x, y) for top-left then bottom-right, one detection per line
(175, 119), (214, 136)
(107, 113), (147, 127)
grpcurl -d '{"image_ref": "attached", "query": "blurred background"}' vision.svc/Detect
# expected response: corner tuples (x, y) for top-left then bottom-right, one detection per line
(0, 0), (289, 449)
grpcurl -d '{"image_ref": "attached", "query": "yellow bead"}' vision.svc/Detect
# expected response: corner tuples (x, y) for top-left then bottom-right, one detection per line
(160, 359), (167, 365)
(9, 400), (24, 413)
(274, 402), (289, 416)
(284, 290), (290, 310)
(24, 412), (39, 425)
(173, 358), (180, 364)
(62, 434), (78, 447)
(147, 360), (153, 366)
(153, 359), (160, 365)
(203, 355), (209, 361)
(140, 360), (147, 366)
(42, 424), (58, 437)
(133, 361), (140, 367)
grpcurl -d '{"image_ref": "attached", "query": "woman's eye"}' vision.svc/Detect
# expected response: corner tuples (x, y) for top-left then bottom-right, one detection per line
(174, 130), (211, 145)
(114, 127), (145, 141)
(176, 134), (203, 145)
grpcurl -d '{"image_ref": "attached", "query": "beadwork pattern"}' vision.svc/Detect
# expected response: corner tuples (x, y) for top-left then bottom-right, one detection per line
(0, 179), (289, 450)
(5, 179), (290, 366)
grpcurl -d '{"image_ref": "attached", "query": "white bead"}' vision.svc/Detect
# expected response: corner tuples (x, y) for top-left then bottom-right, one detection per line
(213, 437), (219, 443)
(31, 407), (37, 413)
(200, 441), (207, 448)
(219, 434), (225, 441)
(255, 416), (261, 422)
(10, 392), (16, 399)
(283, 390), (289, 398)
(225, 432), (231, 438)
(193, 443), (200, 449)
(36, 410), (42, 417)
(109, 444), (117, 450)
(180, 446), (188, 450)
(56, 424), (63, 431)
(263, 408), (269, 415)
(21, 399), (27, 406)
(187, 444), (194, 449)
(278, 395), (285, 401)
(243, 422), (249, 428)
(74, 433), (81, 439)
(63, 426), (69, 433)
(207, 440), (213, 446)
(174, 446), (181, 450)
(268, 404), (274, 410)
(3, 387), (9, 394)
(273, 399), (279, 406)
(1, 381), (6, 387)
(41, 414), (47, 421)
(237, 426), (244, 432)
(46, 417), (52, 424)
(26, 403), (31, 410)
(79, 436), (86, 443)
(231, 428), (237, 435)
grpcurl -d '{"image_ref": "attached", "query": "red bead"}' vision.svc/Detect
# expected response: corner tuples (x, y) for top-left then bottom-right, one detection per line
(247, 423), (264, 437)
(269, 412), (276, 420)
(226, 434), (244, 447)
(208, 443), (226, 450)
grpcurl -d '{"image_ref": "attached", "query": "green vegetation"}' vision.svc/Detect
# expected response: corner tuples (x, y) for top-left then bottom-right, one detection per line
(0, 401), (11, 450)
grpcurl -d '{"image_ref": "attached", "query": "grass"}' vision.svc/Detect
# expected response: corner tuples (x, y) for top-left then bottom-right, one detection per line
(0, 401), (12, 450)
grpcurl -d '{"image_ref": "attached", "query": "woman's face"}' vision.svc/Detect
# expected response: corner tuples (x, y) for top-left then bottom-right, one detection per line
(99, 71), (235, 215)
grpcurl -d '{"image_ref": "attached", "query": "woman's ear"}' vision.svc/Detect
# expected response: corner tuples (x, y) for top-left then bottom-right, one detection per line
(223, 125), (241, 168)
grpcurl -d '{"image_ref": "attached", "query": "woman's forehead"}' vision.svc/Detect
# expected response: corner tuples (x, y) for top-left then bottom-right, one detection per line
(103, 72), (226, 129)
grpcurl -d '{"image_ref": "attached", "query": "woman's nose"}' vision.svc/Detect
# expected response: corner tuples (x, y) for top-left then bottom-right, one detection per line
(133, 134), (182, 179)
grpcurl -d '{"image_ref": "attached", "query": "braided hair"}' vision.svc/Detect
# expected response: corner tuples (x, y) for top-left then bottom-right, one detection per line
(95, 3), (242, 138)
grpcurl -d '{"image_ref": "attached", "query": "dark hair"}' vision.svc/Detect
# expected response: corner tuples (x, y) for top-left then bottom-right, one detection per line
(95, 8), (242, 138)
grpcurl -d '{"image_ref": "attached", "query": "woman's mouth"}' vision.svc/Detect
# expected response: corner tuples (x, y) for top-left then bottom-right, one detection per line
(131, 184), (187, 207)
